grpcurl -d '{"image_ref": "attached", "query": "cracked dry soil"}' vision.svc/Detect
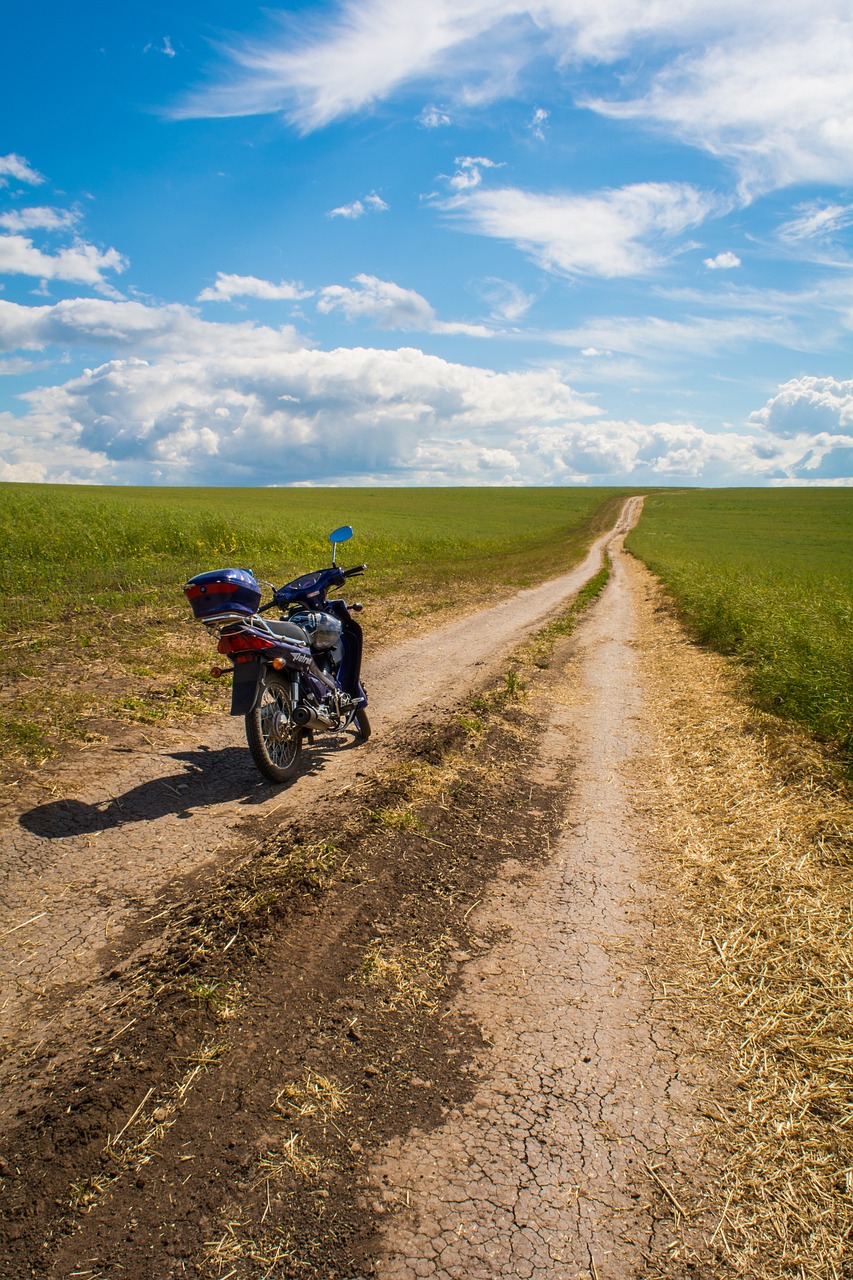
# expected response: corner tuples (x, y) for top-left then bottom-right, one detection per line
(0, 504), (736, 1279)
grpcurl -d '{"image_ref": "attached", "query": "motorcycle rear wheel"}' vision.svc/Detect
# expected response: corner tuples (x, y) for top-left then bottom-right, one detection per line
(245, 674), (302, 783)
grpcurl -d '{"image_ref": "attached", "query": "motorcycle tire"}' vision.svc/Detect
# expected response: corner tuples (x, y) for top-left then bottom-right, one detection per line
(354, 707), (371, 740)
(245, 673), (303, 783)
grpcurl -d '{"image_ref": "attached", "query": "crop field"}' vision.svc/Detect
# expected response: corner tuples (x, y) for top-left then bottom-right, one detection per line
(0, 483), (629, 766)
(628, 489), (853, 755)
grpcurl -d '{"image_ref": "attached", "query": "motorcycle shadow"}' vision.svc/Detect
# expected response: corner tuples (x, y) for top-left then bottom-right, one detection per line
(18, 742), (316, 840)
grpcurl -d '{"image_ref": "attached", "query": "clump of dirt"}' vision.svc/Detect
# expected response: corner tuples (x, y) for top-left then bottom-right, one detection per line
(0, 663), (566, 1278)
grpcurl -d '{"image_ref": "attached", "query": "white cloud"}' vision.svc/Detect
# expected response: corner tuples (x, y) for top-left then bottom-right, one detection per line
(173, 1), (853, 191)
(317, 273), (491, 336)
(0, 207), (79, 233)
(703, 251), (741, 270)
(778, 202), (853, 244)
(2, 326), (850, 484)
(0, 296), (305, 359)
(477, 277), (535, 322)
(0, 153), (44, 186)
(443, 181), (717, 278)
(528, 106), (549, 140)
(0, 234), (127, 290)
(197, 272), (313, 302)
(328, 192), (388, 219)
(549, 311), (809, 357)
(748, 375), (853, 438)
(586, 21), (853, 192)
(444, 155), (503, 192)
(420, 105), (451, 127)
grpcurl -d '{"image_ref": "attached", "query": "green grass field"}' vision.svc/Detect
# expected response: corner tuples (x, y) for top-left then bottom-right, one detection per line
(627, 490), (853, 755)
(0, 484), (629, 765)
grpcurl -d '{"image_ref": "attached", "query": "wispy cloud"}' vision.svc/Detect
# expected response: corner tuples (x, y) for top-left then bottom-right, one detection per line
(328, 192), (388, 219)
(528, 106), (548, 140)
(477, 277), (535, 323)
(317, 273), (490, 335)
(0, 153), (45, 186)
(198, 272), (313, 302)
(0, 207), (79, 233)
(444, 156), (503, 193)
(420, 105), (451, 128)
(171, 0), (853, 195)
(585, 22), (853, 193)
(443, 181), (718, 278)
(548, 311), (810, 358)
(778, 201), (853, 244)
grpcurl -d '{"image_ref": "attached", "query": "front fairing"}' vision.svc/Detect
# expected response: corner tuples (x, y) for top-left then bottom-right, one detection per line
(325, 601), (365, 700)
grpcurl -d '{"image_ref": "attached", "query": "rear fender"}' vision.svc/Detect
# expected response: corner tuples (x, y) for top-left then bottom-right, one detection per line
(230, 659), (266, 716)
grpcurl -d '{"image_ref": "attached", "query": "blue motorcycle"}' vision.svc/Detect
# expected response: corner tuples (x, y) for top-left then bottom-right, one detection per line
(185, 526), (369, 783)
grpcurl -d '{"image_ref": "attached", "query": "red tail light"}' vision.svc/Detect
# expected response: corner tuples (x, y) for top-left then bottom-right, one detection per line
(218, 630), (277, 655)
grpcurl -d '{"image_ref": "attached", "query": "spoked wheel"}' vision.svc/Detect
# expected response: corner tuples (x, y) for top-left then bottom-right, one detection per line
(354, 707), (371, 740)
(245, 674), (303, 783)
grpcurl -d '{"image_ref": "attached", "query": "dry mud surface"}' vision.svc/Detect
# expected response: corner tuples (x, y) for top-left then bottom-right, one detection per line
(5, 497), (835, 1278)
(368, 540), (718, 1280)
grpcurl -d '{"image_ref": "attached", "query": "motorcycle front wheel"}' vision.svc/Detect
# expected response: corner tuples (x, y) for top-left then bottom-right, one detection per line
(354, 707), (371, 740)
(245, 673), (303, 783)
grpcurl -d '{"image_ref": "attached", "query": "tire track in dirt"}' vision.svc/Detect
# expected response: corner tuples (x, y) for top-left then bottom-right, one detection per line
(0, 501), (641, 1105)
(366, 523), (719, 1279)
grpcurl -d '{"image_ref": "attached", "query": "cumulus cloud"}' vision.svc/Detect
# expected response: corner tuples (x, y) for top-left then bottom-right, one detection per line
(317, 273), (491, 336)
(443, 181), (717, 278)
(328, 192), (388, 218)
(0, 234), (127, 290)
(748, 375), (853, 438)
(0, 296), (305, 359)
(0, 311), (849, 486)
(703, 251), (741, 270)
(0, 153), (44, 186)
(197, 272), (313, 302)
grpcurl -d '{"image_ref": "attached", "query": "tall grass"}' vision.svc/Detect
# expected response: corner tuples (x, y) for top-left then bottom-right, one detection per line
(627, 490), (853, 753)
(0, 484), (630, 764)
(0, 484), (626, 628)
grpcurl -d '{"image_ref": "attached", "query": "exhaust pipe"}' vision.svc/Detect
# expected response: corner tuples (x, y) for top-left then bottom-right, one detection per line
(292, 703), (335, 731)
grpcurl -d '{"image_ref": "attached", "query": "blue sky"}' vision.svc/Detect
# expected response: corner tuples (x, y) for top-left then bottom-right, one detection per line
(2, 0), (853, 486)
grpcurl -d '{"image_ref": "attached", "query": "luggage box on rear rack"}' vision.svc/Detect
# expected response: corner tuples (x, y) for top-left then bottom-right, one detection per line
(184, 568), (261, 621)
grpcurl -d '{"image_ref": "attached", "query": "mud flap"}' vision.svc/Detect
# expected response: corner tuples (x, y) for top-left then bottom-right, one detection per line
(230, 660), (265, 716)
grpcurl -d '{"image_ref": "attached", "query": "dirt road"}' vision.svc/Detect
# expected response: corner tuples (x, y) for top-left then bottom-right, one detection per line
(0, 500), (639, 1092)
(368, 530), (717, 1279)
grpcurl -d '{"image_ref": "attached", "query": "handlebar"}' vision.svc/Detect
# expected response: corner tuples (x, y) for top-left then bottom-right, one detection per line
(343, 564), (367, 578)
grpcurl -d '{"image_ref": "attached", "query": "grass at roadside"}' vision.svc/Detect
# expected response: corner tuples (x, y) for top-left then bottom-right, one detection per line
(627, 490), (853, 756)
(0, 483), (630, 766)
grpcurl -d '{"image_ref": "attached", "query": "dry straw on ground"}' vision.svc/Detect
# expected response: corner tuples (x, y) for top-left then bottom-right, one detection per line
(631, 557), (853, 1279)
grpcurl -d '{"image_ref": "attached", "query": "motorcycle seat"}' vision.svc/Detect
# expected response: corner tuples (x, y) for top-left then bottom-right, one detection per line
(263, 618), (310, 645)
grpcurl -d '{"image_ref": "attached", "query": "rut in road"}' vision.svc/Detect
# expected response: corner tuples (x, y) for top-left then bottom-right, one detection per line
(0, 500), (641, 1098)
(367, 528), (719, 1279)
